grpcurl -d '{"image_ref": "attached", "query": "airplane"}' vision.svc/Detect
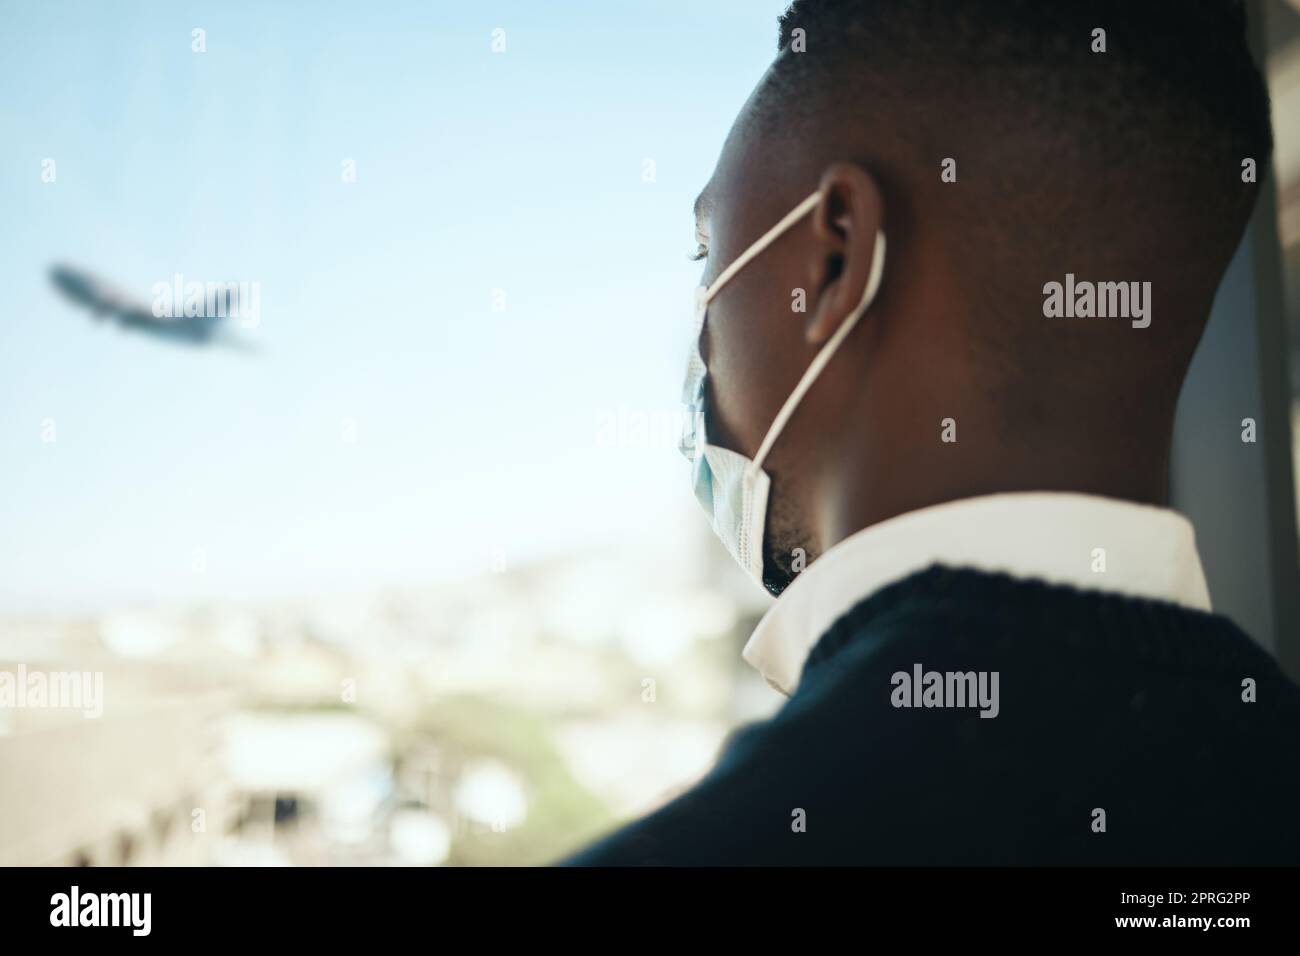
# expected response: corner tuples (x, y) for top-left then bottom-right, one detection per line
(49, 263), (259, 352)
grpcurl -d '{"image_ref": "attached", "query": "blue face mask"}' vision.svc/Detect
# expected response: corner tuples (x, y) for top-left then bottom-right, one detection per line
(679, 190), (886, 590)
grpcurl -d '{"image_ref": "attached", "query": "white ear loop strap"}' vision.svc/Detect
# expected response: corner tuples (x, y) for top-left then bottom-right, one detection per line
(700, 188), (887, 475)
(751, 228), (885, 471)
(703, 191), (823, 304)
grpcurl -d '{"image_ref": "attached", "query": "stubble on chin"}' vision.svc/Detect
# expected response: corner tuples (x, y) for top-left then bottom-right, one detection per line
(761, 489), (819, 597)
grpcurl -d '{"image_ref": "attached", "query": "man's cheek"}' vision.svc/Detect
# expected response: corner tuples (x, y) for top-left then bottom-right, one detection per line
(699, 323), (750, 454)
(707, 313), (784, 456)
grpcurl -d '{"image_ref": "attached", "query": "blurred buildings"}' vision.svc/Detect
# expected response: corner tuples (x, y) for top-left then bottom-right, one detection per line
(0, 524), (779, 866)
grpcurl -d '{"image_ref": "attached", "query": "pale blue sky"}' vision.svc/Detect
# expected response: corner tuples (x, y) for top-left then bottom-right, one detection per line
(0, 0), (789, 609)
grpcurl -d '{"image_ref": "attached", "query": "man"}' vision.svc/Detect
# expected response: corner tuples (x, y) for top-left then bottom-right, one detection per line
(564, 0), (1300, 864)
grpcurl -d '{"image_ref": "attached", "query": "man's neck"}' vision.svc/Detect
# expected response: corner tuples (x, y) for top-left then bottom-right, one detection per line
(817, 446), (1171, 556)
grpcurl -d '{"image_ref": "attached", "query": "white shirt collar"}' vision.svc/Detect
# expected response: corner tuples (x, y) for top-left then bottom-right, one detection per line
(742, 492), (1212, 697)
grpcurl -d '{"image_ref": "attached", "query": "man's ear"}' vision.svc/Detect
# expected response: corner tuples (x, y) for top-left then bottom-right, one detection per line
(805, 163), (884, 345)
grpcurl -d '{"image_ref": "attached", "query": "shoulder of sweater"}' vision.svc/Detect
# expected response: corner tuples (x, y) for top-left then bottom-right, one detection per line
(799, 564), (1289, 687)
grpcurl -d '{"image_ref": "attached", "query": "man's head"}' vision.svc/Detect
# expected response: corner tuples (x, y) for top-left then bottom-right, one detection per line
(692, 0), (1273, 594)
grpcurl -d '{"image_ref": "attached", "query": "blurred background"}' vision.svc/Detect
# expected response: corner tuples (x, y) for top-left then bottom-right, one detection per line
(0, 0), (793, 866)
(1269, 1), (1300, 475)
(1, 1), (1298, 866)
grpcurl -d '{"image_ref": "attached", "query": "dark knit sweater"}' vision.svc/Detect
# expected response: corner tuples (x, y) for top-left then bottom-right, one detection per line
(561, 565), (1300, 865)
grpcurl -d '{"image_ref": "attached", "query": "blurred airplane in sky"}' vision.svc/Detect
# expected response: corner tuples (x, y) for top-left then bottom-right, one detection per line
(49, 263), (258, 352)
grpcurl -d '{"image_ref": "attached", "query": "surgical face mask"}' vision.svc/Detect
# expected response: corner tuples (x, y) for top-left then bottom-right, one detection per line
(679, 190), (886, 591)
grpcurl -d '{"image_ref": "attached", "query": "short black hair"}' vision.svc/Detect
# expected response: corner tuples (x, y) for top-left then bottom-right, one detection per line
(771, 0), (1272, 169)
(759, 0), (1274, 409)
(764, 0), (1271, 254)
